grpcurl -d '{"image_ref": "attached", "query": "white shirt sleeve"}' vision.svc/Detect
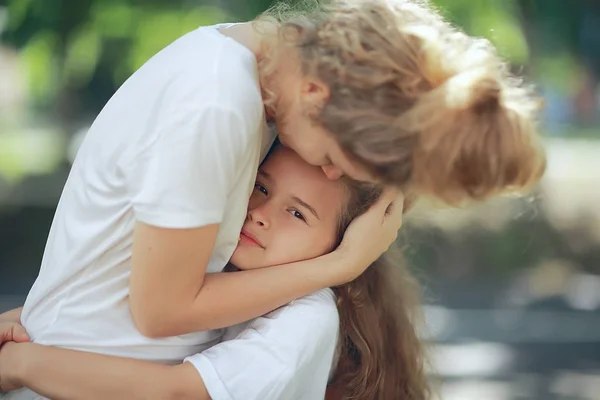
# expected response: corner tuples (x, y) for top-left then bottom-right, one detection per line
(184, 289), (340, 400)
(126, 103), (251, 229)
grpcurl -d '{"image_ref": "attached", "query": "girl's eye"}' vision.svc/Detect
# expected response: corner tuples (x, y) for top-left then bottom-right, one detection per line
(289, 210), (306, 221)
(254, 184), (268, 195)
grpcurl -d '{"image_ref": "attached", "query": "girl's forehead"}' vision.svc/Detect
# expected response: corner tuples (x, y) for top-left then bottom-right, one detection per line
(262, 147), (317, 176)
(263, 151), (348, 214)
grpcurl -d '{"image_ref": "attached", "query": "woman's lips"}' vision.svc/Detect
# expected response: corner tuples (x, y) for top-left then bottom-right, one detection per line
(239, 229), (264, 248)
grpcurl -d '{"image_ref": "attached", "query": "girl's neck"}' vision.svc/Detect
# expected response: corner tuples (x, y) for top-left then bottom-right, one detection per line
(223, 263), (239, 273)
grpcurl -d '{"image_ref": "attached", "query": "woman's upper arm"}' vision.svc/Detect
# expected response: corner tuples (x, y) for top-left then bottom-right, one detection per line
(125, 102), (251, 338)
(126, 103), (250, 230)
(129, 221), (219, 338)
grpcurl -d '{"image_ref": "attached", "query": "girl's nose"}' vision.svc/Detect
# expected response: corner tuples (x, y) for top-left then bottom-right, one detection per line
(247, 203), (270, 229)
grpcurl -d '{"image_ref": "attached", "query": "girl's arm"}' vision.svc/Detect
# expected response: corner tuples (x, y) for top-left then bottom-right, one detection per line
(0, 342), (209, 400)
(130, 189), (403, 338)
(131, 222), (347, 337)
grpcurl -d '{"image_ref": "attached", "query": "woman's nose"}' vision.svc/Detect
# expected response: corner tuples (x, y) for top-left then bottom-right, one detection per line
(321, 164), (344, 180)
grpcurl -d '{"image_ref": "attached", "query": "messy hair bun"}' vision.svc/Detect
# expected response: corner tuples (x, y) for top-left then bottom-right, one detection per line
(398, 28), (545, 204)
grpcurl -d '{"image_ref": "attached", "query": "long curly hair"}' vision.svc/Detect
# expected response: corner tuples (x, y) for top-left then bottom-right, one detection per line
(328, 179), (429, 400)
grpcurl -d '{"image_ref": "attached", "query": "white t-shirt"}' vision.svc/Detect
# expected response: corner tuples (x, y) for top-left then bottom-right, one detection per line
(20, 24), (275, 363)
(186, 288), (340, 400)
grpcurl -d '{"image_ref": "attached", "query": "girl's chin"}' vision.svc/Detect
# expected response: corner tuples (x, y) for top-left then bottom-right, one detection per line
(230, 263), (267, 271)
(229, 253), (268, 271)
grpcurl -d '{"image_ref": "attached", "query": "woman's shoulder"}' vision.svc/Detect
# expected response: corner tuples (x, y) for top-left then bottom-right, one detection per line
(139, 24), (262, 117)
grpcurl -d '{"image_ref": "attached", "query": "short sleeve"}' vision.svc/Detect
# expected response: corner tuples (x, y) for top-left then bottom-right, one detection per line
(184, 289), (340, 400)
(126, 104), (249, 229)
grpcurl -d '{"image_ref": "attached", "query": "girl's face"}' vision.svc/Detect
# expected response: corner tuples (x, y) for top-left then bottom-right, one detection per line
(230, 147), (346, 270)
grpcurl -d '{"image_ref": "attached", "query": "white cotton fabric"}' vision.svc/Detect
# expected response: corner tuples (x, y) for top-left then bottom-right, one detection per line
(20, 24), (275, 364)
(186, 288), (340, 400)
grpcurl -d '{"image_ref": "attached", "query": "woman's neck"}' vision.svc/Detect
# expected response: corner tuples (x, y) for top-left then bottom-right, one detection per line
(219, 21), (282, 116)
(218, 21), (278, 59)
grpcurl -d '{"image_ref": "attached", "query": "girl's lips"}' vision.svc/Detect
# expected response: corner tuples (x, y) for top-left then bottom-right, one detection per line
(239, 229), (264, 248)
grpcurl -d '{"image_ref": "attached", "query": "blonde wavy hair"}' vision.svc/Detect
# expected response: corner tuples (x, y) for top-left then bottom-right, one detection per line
(257, 0), (545, 205)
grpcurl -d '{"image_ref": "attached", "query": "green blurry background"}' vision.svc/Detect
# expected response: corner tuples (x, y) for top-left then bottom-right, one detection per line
(1, 1), (599, 399)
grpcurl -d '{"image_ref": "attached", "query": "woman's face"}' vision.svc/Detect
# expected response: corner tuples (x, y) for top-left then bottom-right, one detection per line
(230, 147), (347, 270)
(276, 104), (373, 182)
(270, 51), (375, 183)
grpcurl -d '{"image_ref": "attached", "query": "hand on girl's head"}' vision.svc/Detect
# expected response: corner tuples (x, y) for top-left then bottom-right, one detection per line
(382, 188), (404, 218)
(335, 186), (404, 280)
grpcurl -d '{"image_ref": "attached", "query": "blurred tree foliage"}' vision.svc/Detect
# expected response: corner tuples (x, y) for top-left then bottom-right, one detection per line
(0, 0), (584, 117)
(0, 0), (269, 116)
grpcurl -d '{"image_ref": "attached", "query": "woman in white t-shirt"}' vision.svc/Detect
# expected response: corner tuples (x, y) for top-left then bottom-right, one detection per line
(0, 146), (429, 400)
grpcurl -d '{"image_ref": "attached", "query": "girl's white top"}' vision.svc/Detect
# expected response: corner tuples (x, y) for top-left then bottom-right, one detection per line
(21, 24), (275, 363)
(187, 287), (340, 400)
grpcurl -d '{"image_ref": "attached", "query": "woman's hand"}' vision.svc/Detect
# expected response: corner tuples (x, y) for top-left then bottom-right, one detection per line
(334, 188), (404, 283)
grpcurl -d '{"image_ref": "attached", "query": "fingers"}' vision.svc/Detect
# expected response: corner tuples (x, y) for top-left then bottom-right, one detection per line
(380, 187), (399, 206)
(368, 187), (405, 230)
(383, 189), (404, 226)
(11, 325), (30, 343)
(357, 187), (404, 231)
(370, 187), (397, 216)
(0, 322), (30, 345)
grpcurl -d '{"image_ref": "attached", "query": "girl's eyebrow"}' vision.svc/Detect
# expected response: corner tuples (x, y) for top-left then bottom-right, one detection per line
(257, 170), (272, 181)
(292, 196), (320, 220)
(259, 169), (319, 219)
